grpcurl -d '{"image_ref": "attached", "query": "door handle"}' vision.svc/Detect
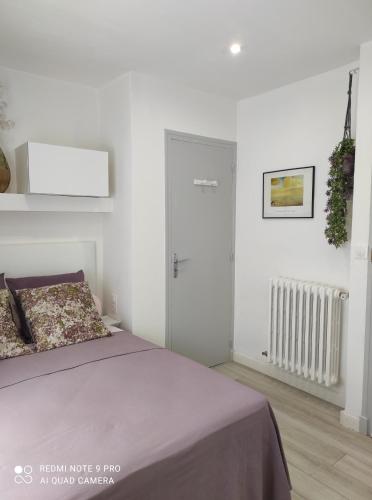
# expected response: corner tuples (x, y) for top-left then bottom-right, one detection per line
(173, 253), (189, 278)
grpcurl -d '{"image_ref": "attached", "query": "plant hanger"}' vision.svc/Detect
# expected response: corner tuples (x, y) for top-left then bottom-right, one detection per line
(324, 71), (356, 248)
(343, 72), (352, 140)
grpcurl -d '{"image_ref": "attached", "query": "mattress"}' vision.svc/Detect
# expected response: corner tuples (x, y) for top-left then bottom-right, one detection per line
(0, 331), (290, 500)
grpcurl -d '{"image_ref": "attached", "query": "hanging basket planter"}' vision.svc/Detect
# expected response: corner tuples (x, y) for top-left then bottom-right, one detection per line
(325, 73), (355, 248)
(341, 150), (355, 198)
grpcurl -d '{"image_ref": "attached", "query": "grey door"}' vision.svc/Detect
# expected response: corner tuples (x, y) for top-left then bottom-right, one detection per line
(166, 130), (236, 367)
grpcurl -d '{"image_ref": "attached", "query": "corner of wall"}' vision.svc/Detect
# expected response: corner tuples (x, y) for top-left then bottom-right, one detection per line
(340, 410), (369, 434)
(98, 73), (134, 331)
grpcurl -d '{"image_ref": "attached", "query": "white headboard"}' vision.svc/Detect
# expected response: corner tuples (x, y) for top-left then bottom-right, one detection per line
(0, 240), (101, 295)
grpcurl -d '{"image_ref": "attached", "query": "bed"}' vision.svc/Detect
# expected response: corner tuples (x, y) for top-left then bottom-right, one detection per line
(0, 329), (291, 500)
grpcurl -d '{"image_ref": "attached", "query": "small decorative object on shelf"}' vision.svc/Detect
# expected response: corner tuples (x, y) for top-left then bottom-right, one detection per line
(0, 148), (10, 193)
(0, 83), (15, 193)
(325, 71), (356, 248)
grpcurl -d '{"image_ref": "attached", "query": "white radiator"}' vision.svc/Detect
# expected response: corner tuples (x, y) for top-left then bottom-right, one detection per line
(268, 277), (348, 387)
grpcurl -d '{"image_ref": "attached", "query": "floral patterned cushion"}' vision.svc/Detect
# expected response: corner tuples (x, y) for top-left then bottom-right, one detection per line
(0, 289), (33, 360)
(16, 281), (111, 352)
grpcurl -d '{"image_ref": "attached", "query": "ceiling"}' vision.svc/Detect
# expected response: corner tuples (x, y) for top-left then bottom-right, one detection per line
(0, 0), (371, 99)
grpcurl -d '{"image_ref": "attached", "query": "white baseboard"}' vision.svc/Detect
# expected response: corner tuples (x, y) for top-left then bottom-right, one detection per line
(340, 410), (369, 434)
(232, 350), (343, 407)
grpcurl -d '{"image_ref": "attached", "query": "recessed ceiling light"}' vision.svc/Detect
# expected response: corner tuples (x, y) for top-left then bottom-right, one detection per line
(230, 43), (241, 55)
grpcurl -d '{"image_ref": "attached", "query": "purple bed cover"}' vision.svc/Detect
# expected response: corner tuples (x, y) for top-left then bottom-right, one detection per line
(0, 331), (291, 500)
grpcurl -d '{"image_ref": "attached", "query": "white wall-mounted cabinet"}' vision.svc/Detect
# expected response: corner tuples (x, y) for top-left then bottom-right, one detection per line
(16, 142), (109, 197)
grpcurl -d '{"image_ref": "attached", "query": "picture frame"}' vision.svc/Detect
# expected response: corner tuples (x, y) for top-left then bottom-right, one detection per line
(262, 166), (315, 219)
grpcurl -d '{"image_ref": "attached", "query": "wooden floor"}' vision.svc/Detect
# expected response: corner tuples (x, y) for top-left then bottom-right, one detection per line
(214, 362), (372, 500)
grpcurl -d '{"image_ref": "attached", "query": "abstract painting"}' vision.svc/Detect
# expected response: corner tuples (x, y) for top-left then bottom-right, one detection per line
(263, 166), (314, 218)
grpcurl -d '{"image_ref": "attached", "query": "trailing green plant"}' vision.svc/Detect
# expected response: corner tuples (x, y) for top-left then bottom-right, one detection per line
(324, 137), (355, 248)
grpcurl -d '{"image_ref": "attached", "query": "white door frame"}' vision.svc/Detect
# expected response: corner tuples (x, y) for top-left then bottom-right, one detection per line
(165, 129), (237, 358)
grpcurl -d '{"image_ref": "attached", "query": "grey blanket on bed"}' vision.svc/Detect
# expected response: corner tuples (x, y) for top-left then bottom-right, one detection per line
(0, 331), (290, 500)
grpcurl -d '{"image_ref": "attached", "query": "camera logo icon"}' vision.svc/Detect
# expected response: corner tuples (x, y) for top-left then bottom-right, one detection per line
(14, 465), (33, 484)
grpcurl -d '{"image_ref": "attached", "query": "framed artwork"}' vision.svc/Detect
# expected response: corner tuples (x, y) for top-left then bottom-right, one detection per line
(262, 166), (315, 219)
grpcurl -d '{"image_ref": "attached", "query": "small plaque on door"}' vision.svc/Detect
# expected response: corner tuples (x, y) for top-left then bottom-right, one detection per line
(193, 179), (218, 187)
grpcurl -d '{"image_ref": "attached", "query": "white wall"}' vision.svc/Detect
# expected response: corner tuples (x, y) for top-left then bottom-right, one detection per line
(234, 63), (358, 405)
(0, 66), (104, 294)
(341, 41), (372, 434)
(130, 73), (237, 345)
(99, 73), (133, 330)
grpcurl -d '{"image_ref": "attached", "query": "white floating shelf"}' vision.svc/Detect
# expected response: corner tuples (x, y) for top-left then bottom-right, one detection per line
(0, 193), (113, 213)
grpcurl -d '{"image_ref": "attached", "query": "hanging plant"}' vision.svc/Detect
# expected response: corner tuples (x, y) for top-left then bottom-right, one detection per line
(324, 138), (355, 247)
(325, 73), (355, 248)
